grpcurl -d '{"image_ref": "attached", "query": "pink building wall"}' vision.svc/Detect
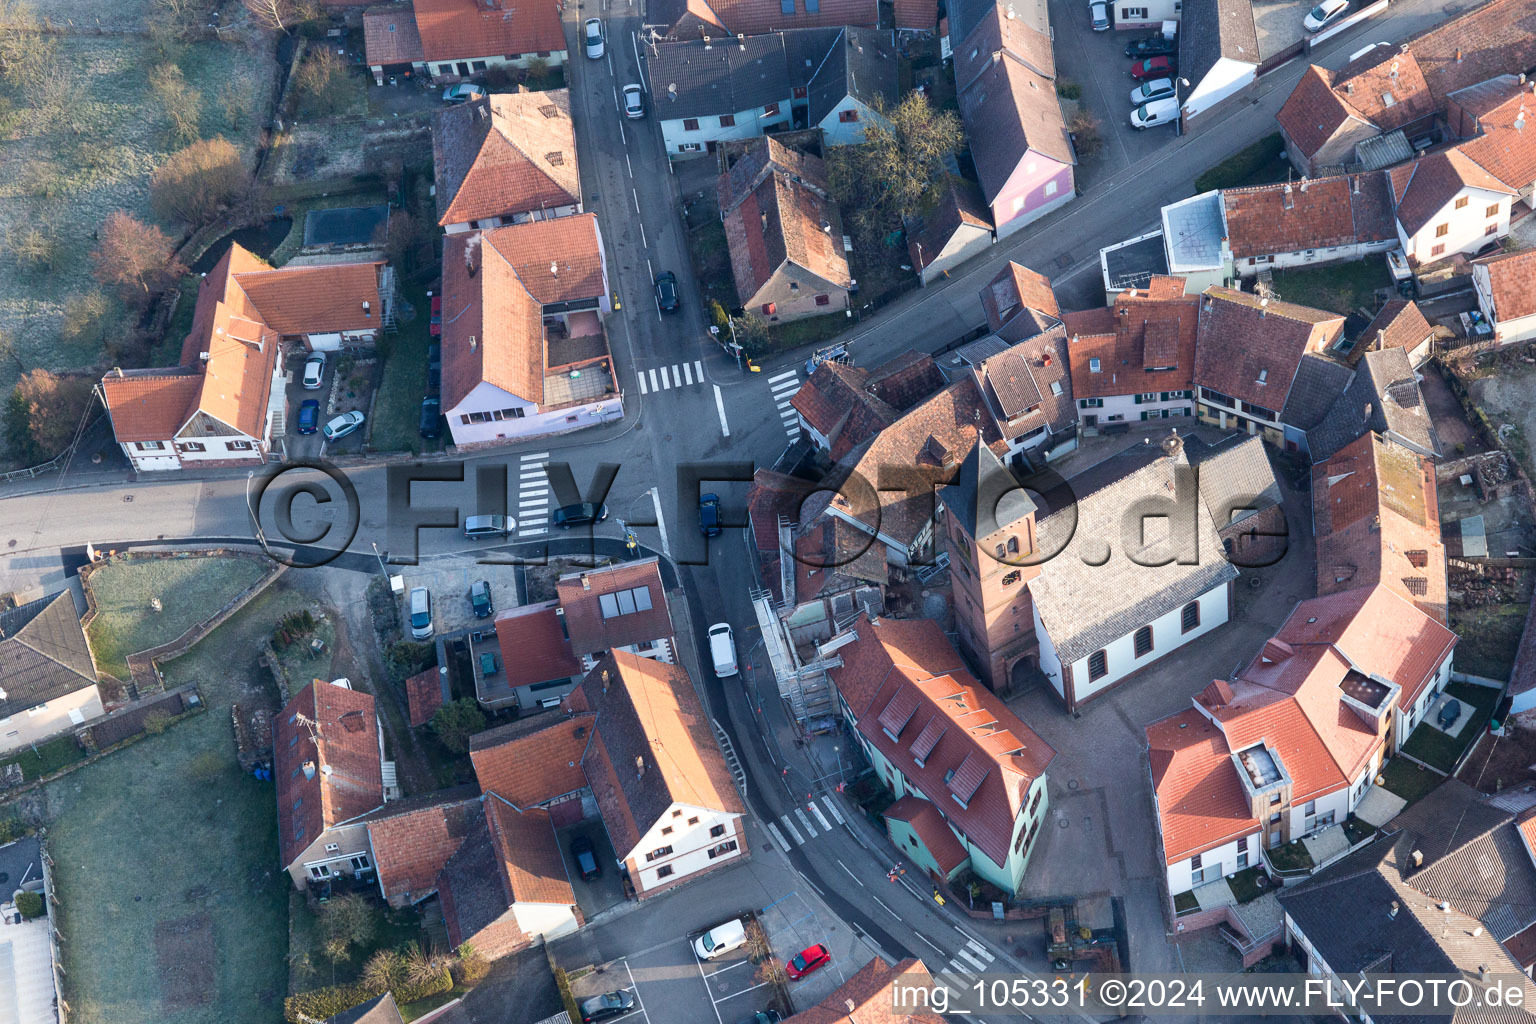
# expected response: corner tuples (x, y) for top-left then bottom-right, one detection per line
(991, 156), (1074, 238)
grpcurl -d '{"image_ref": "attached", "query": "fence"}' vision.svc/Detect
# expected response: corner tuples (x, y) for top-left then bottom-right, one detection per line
(41, 841), (65, 1024)
(1305, 0), (1391, 49)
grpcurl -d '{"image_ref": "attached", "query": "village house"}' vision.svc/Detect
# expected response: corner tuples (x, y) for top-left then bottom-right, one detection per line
(1191, 287), (1346, 449)
(643, 0), (936, 39)
(904, 177), (994, 284)
(275, 678), (396, 889)
(1351, 298), (1437, 367)
(718, 137), (853, 322)
(433, 90), (581, 234)
(959, 327), (1077, 469)
(101, 243), (387, 471)
(780, 957), (946, 1023)
(1473, 247), (1536, 345)
(1062, 276), (1199, 429)
(363, 791), (482, 908)
(554, 557), (677, 668)
(480, 600), (584, 711)
(1389, 149), (1517, 265)
(1221, 172), (1398, 277)
(830, 613), (1055, 893)
(1306, 346), (1440, 464)
(646, 28), (896, 159)
(1277, 49), (1437, 177)
(953, 1), (1074, 238)
(1281, 782), (1536, 1003)
(790, 350), (947, 460)
(439, 216), (621, 448)
(0, 590), (102, 757)
(362, 0), (567, 87)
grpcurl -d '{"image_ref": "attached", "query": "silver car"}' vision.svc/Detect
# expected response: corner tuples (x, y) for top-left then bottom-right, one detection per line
(1129, 78), (1177, 105)
(302, 352), (326, 390)
(584, 18), (604, 59)
(622, 83), (644, 118)
(321, 410), (365, 441)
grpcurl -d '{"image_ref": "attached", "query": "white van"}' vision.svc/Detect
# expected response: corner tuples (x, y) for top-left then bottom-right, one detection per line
(692, 918), (747, 960)
(708, 622), (737, 677)
(1130, 97), (1180, 129)
(408, 587), (434, 640)
(464, 514), (512, 539)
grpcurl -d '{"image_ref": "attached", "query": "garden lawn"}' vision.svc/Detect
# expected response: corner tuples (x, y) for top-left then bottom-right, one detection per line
(687, 219), (737, 313)
(1449, 602), (1528, 680)
(1380, 756), (1443, 805)
(1226, 866), (1267, 904)
(1266, 841), (1314, 873)
(1399, 682), (1499, 773)
(84, 555), (269, 680)
(288, 890), (424, 994)
(0, 34), (275, 461)
(0, 734), (86, 781)
(1193, 133), (1290, 193)
(45, 583), (321, 1024)
(370, 283), (435, 455)
(1271, 259), (1391, 316)
(1172, 890), (1198, 914)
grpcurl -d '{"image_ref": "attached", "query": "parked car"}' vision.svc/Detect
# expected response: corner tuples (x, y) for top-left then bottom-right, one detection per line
(1130, 77), (1177, 105)
(1130, 97), (1181, 129)
(427, 342), (441, 394)
(1089, 0), (1110, 30)
(419, 396), (441, 439)
(1131, 55), (1177, 80)
(1303, 0), (1348, 31)
(429, 295), (442, 337)
(622, 82), (644, 118)
(443, 83), (486, 104)
(578, 992), (634, 1023)
(302, 352), (326, 390)
(464, 514), (513, 539)
(699, 492), (722, 537)
(734, 1013), (781, 1024)
(468, 579), (494, 618)
(296, 399), (320, 435)
(785, 943), (831, 980)
(321, 410), (365, 441)
(408, 587), (433, 640)
(654, 270), (679, 313)
(571, 836), (601, 881)
(584, 18), (605, 59)
(552, 502), (608, 528)
(708, 622), (738, 678)
(693, 918), (748, 960)
(1124, 34), (1176, 58)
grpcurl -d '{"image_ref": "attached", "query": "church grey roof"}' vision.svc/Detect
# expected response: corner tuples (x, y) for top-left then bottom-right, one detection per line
(942, 437), (1037, 541)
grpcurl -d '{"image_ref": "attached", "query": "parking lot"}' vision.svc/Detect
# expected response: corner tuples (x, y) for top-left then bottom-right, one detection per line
(396, 558), (521, 635)
(284, 349), (370, 458)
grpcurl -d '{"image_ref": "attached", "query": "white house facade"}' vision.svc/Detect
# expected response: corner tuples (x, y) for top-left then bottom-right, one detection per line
(1397, 184), (1514, 264)
(626, 802), (746, 895)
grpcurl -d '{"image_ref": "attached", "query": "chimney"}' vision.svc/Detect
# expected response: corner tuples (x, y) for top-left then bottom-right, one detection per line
(601, 668), (609, 691)
(1042, 352), (1051, 366)
(1353, 175), (1361, 195)
(1389, 900), (1399, 919)
(703, 34), (712, 48)
(302, 761), (316, 780)
(1282, 183), (1294, 210)
(738, 32), (745, 49)
(581, 573), (591, 590)
(465, 244), (477, 276)
(1473, 926), (1484, 938)
(1455, 48), (1463, 63)
(362, 300), (371, 318)
(761, 210), (769, 231)
(1390, 61), (1398, 78)
(1299, 177), (1309, 193)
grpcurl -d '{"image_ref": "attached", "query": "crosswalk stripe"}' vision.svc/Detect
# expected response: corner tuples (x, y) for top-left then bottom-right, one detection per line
(682, 362), (693, 386)
(794, 807), (817, 837)
(957, 947), (989, 971)
(821, 796), (845, 825)
(638, 374), (648, 395)
(766, 822), (792, 853)
(772, 383), (800, 399)
(672, 365), (683, 388)
(966, 939), (994, 961)
(520, 527), (548, 536)
(694, 360), (704, 381)
(948, 960), (966, 974)
(649, 369), (660, 391)
(520, 502), (549, 512)
(520, 451), (549, 462)
(779, 407), (799, 421)
(780, 815), (804, 845)
(767, 369), (798, 385)
(809, 801), (832, 831)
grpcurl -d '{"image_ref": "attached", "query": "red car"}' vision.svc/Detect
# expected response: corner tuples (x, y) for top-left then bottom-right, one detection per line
(429, 294), (442, 337)
(1131, 55), (1177, 79)
(785, 943), (832, 980)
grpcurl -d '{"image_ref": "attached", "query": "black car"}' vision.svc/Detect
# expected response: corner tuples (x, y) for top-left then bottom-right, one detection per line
(468, 579), (493, 618)
(571, 835), (601, 880)
(419, 396), (441, 439)
(734, 1013), (781, 1024)
(654, 271), (680, 313)
(579, 992), (635, 1023)
(552, 502), (609, 528)
(1124, 35), (1177, 57)
(699, 492), (722, 537)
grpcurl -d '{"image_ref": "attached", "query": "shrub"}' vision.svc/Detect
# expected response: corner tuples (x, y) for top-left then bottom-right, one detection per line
(15, 890), (44, 919)
(1067, 110), (1102, 160)
(385, 641), (435, 680)
(430, 699), (485, 754)
(454, 943), (489, 985)
(284, 984), (376, 1024)
(150, 137), (251, 227)
(0, 818), (23, 844)
(1056, 81), (1081, 99)
(553, 966), (581, 1024)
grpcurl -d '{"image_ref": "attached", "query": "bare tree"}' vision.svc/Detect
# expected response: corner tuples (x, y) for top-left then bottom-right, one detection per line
(150, 136), (250, 226)
(291, 47), (350, 117)
(11, 224), (59, 272)
(149, 62), (203, 144)
(8, 370), (95, 460)
(59, 290), (113, 350)
(240, 0), (317, 32)
(92, 211), (182, 297)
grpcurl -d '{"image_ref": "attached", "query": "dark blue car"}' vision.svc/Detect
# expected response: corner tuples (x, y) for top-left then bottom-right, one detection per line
(296, 399), (320, 435)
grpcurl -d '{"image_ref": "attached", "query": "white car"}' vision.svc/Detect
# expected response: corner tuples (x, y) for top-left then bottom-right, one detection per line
(1089, 0), (1110, 30)
(408, 586), (433, 640)
(1130, 78), (1177, 105)
(1303, 0), (1348, 32)
(584, 18), (604, 59)
(302, 352), (326, 390)
(1130, 96), (1180, 129)
(622, 82), (644, 119)
(322, 410), (365, 441)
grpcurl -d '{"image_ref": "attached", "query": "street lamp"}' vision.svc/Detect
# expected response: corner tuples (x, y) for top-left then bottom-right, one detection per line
(244, 471), (271, 557)
(1175, 77), (1191, 137)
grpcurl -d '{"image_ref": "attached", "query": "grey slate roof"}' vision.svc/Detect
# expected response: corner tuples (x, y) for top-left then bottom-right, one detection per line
(1183, 433), (1282, 531)
(1307, 347), (1441, 463)
(437, 813), (509, 942)
(807, 27), (898, 126)
(1028, 438), (1240, 664)
(942, 437), (1037, 541)
(0, 590), (97, 719)
(1178, 0), (1259, 91)
(328, 993), (405, 1024)
(648, 29), (840, 120)
(1279, 352), (1353, 432)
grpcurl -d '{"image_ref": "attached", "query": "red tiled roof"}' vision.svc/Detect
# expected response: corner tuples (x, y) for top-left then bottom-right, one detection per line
(274, 680), (385, 868)
(364, 4), (426, 64)
(406, 667), (446, 727)
(1064, 290), (1198, 400)
(1281, 47), (1437, 158)
(1361, 299), (1434, 357)
(365, 795), (480, 903)
(554, 558), (674, 656)
(1193, 287), (1343, 414)
(1390, 149), (1518, 237)
(434, 91), (580, 228)
(1221, 172), (1396, 259)
(1277, 586), (1456, 707)
(980, 261), (1060, 335)
(1474, 247), (1536, 323)
(782, 958), (944, 1024)
(470, 714), (594, 807)
(662, 0), (878, 36)
(841, 616), (1053, 866)
(100, 372), (203, 443)
(790, 362), (900, 462)
(1277, 65), (1363, 160)
(494, 601), (582, 687)
(483, 214), (605, 307)
(439, 231), (544, 409)
(485, 797), (576, 905)
(1146, 709), (1260, 865)
(1406, 0), (1536, 102)
(413, 0), (565, 62)
(959, 55), (1073, 205)
(232, 262), (382, 336)
(722, 164), (850, 308)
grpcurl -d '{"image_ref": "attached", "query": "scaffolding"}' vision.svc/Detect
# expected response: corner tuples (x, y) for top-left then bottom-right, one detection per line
(750, 587), (841, 724)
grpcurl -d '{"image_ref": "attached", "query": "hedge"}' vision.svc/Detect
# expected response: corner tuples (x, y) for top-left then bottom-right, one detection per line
(1193, 133), (1286, 194)
(283, 971), (450, 1024)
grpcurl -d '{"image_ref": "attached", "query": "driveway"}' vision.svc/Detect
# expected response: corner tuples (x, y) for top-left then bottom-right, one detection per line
(559, 822), (627, 920)
(396, 558), (521, 636)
